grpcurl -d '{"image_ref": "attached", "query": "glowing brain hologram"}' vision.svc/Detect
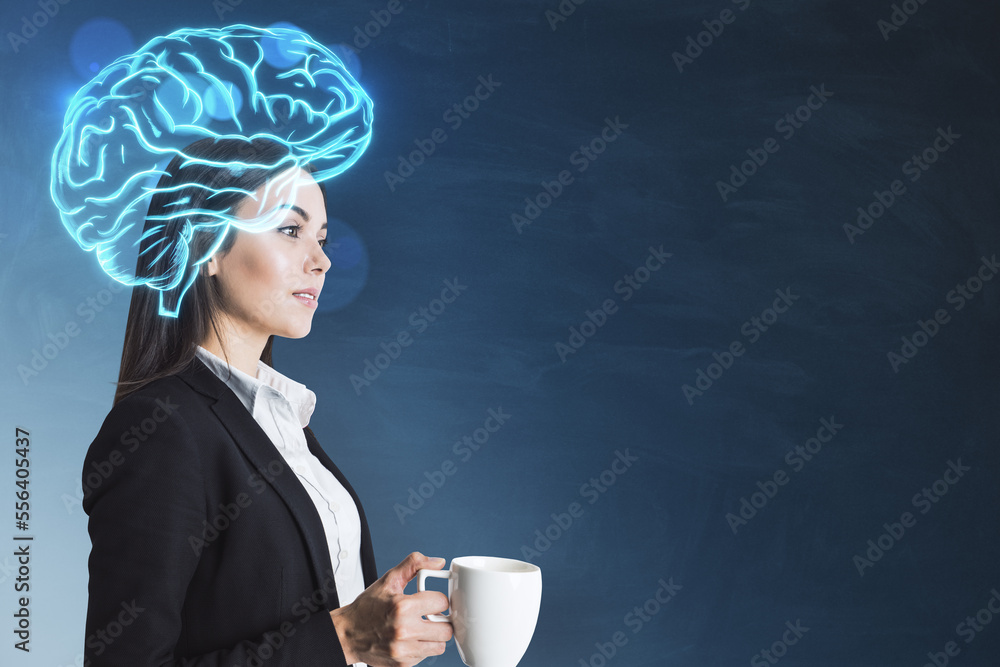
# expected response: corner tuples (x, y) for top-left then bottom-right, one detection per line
(50, 24), (374, 317)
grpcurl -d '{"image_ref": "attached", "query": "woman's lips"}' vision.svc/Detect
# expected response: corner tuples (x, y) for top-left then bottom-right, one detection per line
(293, 292), (318, 309)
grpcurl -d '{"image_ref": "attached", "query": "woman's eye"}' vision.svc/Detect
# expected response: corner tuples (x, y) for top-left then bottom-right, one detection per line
(280, 226), (328, 249)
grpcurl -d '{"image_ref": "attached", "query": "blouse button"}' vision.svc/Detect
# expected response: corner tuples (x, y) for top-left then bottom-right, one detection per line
(339, 550), (349, 561)
(329, 502), (340, 512)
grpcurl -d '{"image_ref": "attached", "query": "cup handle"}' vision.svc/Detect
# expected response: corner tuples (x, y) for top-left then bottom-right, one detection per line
(417, 569), (452, 622)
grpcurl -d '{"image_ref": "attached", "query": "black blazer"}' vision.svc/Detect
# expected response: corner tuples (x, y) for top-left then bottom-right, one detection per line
(81, 356), (378, 666)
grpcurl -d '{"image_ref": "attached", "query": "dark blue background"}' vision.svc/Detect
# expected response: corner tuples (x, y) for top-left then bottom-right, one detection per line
(3, 1), (999, 665)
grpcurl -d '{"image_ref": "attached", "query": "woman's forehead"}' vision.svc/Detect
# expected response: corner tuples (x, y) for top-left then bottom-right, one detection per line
(236, 168), (324, 222)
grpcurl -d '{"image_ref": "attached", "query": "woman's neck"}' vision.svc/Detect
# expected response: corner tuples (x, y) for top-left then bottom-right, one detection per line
(199, 323), (266, 378)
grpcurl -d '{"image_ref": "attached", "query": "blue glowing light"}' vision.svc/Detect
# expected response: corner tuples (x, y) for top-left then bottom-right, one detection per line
(262, 21), (307, 69)
(330, 234), (363, 270)
(204, 79), (244, 120)
(318, 218), (368, 312)
(51, 24), (374, 318)
(69, 18), (135, 81)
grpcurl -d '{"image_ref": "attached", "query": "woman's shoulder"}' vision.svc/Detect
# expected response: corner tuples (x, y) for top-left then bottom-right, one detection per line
(82, 365), (212, 510)
(89, 362), (212, 456)
(105, 367), (203, 421)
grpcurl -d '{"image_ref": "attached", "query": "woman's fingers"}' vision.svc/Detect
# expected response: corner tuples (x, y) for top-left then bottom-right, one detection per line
(332, 552), (453, 666)
(379, 593), (453, 662)
(420, 641), (448, 657)
(394, 592), (454, 640)
(419, 621), (454, 644)
(383, 552), (446, 594)
(407, 590), (450, 617)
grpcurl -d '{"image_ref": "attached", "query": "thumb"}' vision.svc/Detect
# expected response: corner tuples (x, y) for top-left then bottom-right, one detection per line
(383, 552), (446, 593)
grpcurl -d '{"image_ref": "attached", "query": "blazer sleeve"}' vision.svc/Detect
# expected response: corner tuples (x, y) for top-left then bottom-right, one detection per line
(82, 393), (352, 667)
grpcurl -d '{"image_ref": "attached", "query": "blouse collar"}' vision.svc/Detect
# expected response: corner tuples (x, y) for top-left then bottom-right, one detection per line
(193, 345), (316, 428)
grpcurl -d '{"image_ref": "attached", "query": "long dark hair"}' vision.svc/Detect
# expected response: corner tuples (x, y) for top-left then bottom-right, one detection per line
(113, 137), (324, 407)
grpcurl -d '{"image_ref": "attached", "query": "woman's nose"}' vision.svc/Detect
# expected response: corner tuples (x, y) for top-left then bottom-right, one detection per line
(312, 240), (332, 272)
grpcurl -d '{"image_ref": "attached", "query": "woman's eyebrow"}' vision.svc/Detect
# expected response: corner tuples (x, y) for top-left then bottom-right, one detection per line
(273, 203), (310, 221)
(270, 203), (327, 229)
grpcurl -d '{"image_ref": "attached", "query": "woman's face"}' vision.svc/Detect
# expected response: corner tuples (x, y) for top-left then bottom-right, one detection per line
(207, 168), (331, 345)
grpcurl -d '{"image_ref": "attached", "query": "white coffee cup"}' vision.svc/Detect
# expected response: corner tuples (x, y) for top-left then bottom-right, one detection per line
(418, 556), (542, 667)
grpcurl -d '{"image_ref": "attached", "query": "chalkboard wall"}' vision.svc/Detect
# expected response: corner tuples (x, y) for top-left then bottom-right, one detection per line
(1, 0), (998, 665)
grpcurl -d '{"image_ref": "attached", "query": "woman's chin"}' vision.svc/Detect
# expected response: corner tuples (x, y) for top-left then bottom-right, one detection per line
(285, 321), (314, 339)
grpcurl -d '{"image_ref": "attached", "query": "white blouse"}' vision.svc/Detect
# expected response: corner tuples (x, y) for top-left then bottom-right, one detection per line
(194, 345), (367, 664)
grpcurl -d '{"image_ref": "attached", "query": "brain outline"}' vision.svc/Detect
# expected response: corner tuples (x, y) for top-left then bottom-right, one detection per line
(50, 24), (374, 317)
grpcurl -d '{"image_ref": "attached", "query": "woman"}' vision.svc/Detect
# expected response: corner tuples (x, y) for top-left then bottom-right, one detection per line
(82, 136), (453, 666)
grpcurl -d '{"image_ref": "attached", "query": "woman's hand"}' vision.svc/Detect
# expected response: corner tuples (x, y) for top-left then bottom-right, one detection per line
(330, 552), (454, 667)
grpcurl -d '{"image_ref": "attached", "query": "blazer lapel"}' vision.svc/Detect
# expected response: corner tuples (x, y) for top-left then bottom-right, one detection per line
(175, 357), (338, 601)
(305, 430), (378, 587)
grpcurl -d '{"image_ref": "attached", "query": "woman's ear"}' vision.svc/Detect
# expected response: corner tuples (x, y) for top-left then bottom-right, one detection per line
(206, 256), (217, 277)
